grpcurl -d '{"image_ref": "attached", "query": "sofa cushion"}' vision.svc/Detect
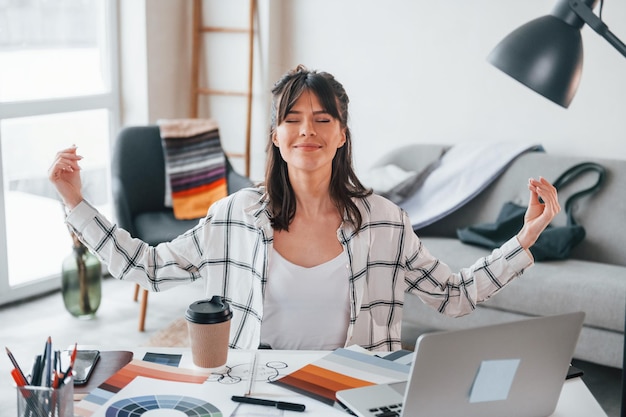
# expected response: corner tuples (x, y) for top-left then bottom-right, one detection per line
(419, 236), (626, 333)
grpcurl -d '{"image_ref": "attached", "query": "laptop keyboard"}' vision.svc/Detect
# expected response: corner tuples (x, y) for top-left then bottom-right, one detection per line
(369, 402), (403, 417)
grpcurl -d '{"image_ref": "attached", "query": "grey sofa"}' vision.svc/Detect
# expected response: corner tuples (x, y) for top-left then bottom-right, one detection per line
(375, 144), (625, 369)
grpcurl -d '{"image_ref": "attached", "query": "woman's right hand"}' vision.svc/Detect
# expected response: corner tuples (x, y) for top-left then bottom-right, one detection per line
(48, 146), (84, 210)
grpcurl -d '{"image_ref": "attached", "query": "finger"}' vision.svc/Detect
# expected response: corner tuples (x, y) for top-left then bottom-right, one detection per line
(529, 178), (558, 209)
(57, 156), (82, 170)
(528, 177), (554, 193)
(536, 177), (560, 212)
(59, 144), (78, 154)
(527, 179), (542, 205)
(536, 191), (560, 219)
(49, 159), (79, 177)
(49, 159), (81, 183)
(49, 150), (83, 174)
(55, 149), (83, 163)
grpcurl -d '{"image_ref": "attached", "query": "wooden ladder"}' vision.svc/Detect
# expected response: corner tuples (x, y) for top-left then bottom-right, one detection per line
(190, 0), (255, 177)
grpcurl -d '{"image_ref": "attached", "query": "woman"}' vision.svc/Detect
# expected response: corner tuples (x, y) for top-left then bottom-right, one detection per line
(49, 65), (560, 351)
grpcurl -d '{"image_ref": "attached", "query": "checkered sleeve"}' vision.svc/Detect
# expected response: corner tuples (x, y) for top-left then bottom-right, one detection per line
(404, 210), (533, 317)
(65, 200), (205, 291)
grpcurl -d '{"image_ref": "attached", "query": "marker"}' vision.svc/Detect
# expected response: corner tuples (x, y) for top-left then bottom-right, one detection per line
(10, 368), (28, 387)
(231, 395), (306, 412)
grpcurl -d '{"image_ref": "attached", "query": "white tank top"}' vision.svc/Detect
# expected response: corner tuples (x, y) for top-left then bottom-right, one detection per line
(260, 248), (351, 350)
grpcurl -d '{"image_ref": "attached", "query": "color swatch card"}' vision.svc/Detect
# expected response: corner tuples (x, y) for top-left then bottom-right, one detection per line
(75, 359), (214, 417)
(90, 376), (241, 417)
(272, 348), (411, 405)
(74, 350), (376, 416)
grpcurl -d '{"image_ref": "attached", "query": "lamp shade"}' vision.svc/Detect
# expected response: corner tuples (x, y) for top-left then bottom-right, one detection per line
(487, 15), (583, 108)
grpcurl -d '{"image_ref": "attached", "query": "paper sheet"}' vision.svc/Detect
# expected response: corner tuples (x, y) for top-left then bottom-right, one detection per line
(469, 359), (520, 403)
(77, 350), (347, 417)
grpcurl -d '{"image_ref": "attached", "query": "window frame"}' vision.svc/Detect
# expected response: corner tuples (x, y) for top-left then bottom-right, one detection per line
(0, 0), (120, 306)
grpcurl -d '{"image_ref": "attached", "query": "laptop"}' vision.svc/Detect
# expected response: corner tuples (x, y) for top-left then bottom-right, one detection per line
(336, 312), (585, 417)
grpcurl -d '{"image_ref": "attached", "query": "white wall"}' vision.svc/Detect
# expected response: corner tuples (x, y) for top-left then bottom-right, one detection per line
(276, 0), (626, 175)
(119, 0), (191, 126)
(118, 0), (148, 125)
(120, 0), (626, 179)
(119, 0), (270, 179)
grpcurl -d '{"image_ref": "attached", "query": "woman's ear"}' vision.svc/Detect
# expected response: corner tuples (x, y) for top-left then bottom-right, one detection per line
(338, 129), (347, 148)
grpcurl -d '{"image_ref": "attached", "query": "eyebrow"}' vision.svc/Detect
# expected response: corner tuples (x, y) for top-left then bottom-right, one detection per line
(286, 109), (330, 115)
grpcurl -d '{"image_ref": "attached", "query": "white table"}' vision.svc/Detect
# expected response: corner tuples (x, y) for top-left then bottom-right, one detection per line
(127, 347), (608, 417)
(3, 345), (609, 416)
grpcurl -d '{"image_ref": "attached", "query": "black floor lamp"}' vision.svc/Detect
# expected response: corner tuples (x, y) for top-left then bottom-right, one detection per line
(487, 0), (626, 108)
(486, 0), (625, 414)
(622, 294), (625, 417)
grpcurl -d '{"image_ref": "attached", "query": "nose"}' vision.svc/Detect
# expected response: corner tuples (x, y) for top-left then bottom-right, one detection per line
(300, 118), (316, 137)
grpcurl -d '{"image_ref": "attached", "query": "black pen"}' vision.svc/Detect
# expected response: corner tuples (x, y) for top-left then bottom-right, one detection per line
(231, 395), (306, 412)
(31, 355), (42, 386)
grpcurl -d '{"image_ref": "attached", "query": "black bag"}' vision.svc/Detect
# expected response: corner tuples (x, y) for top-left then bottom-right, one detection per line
(456, 162), (606, 261)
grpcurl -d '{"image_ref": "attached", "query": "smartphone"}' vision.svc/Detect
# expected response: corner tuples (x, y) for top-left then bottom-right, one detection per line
(64, 349), (101, 385)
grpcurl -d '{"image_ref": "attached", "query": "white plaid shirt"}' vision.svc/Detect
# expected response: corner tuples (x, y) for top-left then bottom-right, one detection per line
(66, 188), (532, 351)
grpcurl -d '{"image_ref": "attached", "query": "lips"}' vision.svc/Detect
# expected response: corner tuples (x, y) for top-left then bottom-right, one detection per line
(294, 143), (322, 150)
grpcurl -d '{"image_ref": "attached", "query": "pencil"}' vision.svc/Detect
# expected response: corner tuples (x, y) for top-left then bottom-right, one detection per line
(69, 342), (77, 368)
(5, 347), (28, 385)
(44, 336), (52, 388)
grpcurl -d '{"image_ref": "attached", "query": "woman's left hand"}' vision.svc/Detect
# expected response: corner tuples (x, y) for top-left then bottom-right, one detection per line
(516, 177), (561, 250)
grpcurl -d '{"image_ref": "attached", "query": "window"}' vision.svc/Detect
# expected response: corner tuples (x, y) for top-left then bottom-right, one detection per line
(0, 0), (119, 305)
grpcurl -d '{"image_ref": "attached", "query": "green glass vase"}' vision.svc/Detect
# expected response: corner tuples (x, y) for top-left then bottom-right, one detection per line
(61, 244), (102, 319)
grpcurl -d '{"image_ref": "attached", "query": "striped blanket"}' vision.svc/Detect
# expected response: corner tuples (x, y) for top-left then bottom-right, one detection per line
(158, 119), (227, 220)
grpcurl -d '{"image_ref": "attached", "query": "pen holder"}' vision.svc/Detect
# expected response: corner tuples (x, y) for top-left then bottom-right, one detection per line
(16, 375), (74, 417)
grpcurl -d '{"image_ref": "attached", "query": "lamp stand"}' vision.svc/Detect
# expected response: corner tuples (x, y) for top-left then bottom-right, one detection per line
(622, 290), (625, 417)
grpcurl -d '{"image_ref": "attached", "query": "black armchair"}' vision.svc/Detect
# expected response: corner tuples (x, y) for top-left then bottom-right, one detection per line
(111, 125), (253, 331)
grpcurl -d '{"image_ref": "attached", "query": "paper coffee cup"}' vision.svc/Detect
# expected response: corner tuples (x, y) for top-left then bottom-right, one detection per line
(186, 295), (233, 370)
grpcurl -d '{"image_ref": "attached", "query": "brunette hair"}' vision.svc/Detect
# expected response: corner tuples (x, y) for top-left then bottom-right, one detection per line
(265, 65), (371, 231)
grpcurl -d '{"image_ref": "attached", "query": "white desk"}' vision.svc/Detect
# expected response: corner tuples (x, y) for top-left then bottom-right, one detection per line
(2, 346), (608, 417)
(553, 380), (609, 417)
(127, 347), (607, 417)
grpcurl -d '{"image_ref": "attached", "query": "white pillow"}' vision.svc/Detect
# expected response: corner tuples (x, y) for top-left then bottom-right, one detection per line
(360, 164), (417, 194)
